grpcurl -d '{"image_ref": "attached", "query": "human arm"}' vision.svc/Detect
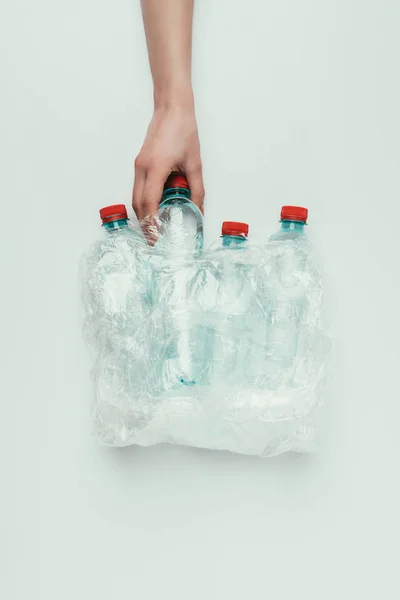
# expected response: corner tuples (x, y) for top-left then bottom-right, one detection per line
(133, 0), (204, 222)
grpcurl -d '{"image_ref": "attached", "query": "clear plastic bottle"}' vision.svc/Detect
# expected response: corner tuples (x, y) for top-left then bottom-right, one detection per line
(157, 172), (203, 257)
(203, 221), (263, 385)
(265, 205), (309, 386)
(92, 204), (149, 335)
(153, 173), (206, 388)
(81, 204), (153, 400)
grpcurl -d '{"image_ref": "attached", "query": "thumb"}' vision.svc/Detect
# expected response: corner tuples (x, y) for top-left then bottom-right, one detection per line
(186, 165), (205, 214)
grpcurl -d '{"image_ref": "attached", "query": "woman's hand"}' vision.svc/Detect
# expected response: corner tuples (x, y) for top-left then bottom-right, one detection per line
(135, 0), (203, 234)
(132, 99), (204, 223)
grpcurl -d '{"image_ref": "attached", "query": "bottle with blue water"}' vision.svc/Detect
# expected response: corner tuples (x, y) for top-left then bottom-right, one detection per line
(203, 221), (264, 385)
(157, 172), (203, 257)
(153, 172), (206, 389)
(81, 204), (153, 403)
(83, 204), (149, 339)
(265, 205), (311, 387)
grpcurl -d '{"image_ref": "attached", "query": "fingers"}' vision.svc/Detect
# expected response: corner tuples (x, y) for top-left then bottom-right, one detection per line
(132, 158), (146, 220)
(132, 158), (168, 221)
(186, 164), (205, 214)
(133, 153), (204, 233)
(132, 160), (170, 244)
(141, 168), (170, 219)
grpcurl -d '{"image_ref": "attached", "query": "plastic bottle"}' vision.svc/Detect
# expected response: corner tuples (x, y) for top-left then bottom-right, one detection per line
(265, 205), (310, 386)
(269, 206), (308, 243)
(157, 172), (203, 256)
(203, 221), (263, 385)
(95, 204), (149, 334)
(81, 204), (153, 400)
(82, 204), (148, 335)
(220, 221), (249, 250)
(153, 173), (206, 388)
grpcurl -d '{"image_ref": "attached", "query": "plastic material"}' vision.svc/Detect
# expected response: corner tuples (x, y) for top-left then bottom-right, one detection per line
(199, 225), (265, 387)
(81, 203), (331, 457)
(157, 173), (203, 256)
(280, 205), (308, 223)
(265, 216), (314, 388)
(99, 204), (128, 224)
(80, 206), (156, 439)
(152, 178), (205, 387)
(221, 221), (249, 237)
(164, 172), (190, 190)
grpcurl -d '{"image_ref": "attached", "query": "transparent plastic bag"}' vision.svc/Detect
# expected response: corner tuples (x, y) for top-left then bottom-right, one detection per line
(81, 209), (331, 456)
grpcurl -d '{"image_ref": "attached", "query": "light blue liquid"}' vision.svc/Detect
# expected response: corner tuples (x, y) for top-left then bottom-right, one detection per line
(103, 218), (129, 231)
(269, 220), (306, 241)
(155, 186), (205, 388)
(222, 235), (247, 248)
(102, 216), (150, 312)
(90, 215), (152, 397)
(207, 233), (263, 385)
(158, 187), (203, 256)
(266, 219), (308, 386)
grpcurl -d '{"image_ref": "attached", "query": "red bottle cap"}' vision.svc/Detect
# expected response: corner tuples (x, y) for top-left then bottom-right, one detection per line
(164, 172), (189, 190)
(280, 206), (308, 223)
(221, 221), (249, 237)
(99, 204), (128, 224)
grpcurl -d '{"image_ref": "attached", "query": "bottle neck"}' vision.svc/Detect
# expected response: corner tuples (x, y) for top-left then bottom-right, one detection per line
(161, 187), (191, 204)
(104, 219), (128, 231)
(280, 220), (306, 233)
(222, 235), (247, 248)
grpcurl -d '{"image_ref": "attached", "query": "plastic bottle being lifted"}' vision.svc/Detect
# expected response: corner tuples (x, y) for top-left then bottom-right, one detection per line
(157, 172), (203, 257)
(265, 205), (310, 387)
(154, 173), (205, 388)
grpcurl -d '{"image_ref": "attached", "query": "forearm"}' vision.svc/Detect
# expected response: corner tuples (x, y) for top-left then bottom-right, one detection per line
(141, 0), (194, 109)
(133, 0), (204, 221)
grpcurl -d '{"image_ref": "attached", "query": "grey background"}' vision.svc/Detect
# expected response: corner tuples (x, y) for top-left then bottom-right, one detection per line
(1, 0), (400, 598)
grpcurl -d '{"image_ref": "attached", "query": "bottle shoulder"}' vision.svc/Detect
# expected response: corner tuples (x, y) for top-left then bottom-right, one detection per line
(159, 197), (203, 221)
(84, 227), (147, 265)
(269, 229), (306, 242)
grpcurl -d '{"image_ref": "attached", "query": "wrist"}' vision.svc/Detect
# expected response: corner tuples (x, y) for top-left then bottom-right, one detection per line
(153, 82), (194, 111)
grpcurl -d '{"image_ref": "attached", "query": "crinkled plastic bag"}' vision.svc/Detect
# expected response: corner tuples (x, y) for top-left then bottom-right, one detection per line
(81, 223), (331, 457)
